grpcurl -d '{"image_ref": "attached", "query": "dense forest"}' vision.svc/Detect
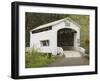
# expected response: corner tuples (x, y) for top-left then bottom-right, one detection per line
(25, 12), (89, 54)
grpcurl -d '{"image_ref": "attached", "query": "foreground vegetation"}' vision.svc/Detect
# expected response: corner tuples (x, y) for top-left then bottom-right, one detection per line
(25, 49), (64, 68)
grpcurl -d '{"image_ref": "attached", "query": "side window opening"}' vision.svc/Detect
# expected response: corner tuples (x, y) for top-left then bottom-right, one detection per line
(40, 40), (49, 46)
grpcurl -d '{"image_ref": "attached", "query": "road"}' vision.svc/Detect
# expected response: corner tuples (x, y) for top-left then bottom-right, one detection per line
(48, 51), (89, 67)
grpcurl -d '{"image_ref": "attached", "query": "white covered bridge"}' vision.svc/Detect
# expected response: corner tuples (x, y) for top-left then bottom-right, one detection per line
(30, 18), (85, 57)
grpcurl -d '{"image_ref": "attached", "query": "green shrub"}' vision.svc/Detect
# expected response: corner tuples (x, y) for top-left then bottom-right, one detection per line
(85, 39), (89, 54)
(25, 48), (55, 68)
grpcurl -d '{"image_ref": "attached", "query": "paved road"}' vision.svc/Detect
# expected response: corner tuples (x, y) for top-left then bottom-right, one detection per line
(48, 56), (89, 67)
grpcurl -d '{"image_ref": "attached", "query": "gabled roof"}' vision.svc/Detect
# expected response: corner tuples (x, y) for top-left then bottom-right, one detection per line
(30, 17), (80, 32)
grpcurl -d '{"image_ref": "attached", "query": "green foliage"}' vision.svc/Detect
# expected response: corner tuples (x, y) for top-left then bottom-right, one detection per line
(84, 39), (89, 54)
(25, 48), (55, 68)
(69, 15), (89, 54)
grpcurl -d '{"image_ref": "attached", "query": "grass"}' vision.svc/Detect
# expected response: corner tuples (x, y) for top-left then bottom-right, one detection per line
(25, 48), (60, 68)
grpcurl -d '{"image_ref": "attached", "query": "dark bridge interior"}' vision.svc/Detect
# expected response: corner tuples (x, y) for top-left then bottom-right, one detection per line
(57, 28), (77, 50)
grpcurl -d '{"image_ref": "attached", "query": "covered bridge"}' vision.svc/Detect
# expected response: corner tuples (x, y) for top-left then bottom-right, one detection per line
(30, 18), (85, 57)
